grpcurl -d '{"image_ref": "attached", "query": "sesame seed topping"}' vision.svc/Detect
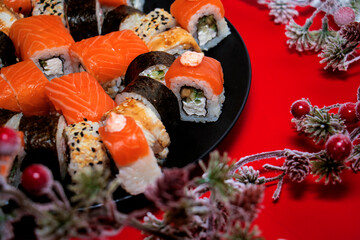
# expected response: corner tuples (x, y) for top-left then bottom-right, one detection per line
(76, 147), (80, 152)
(91, 148), (96, 152)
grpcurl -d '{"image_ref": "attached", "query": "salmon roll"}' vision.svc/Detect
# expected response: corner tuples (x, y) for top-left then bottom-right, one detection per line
(70, 30), (148, 97)
(124, 51), (175, 85)
(9, 15), (75, 80)
(105, 98), (171, 160)
(45, 72), (116, 125)
(1, 60), (50, 116)
(165, 51), (225, 123)
(147, 27), (202, 57)
(101, 5), (145, 35)
(99, 112), (162, 195)
(3, 0), (32, 15)
(170, 0), (230, 51)
(133, 8), (177, 44)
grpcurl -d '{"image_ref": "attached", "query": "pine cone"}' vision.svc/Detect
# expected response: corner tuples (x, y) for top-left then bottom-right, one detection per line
(144, 167), (190, 210)
(339, 22), (360, 43)
(283, 151), (311, 182)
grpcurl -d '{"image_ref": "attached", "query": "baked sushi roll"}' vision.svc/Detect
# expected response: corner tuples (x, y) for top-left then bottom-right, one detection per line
(64, 120), (110, 177)
(105, 98), (171, 160)
(0, 31), (17, 69)
(99, 112), (162, 195)
(66, 0), (102, 41)
(124, 51), (175, 85)
(69, 30), (148, 98)
(19, 114), (67, 181)
(32, 0), (66, 25)
(165, 51), (225, 123)
(147, 27), (202, 57)
(170, 0), (230, 51)
(9, 15), (75, 80)
(133, 8), (177, 44)
(115, 76), (180, 134)
(101, 5), (145, 35)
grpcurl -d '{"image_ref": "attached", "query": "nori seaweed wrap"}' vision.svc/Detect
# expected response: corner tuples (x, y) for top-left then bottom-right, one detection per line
(116, 76), (180, 134)
(19, 115), (67, 181)
(66, 0), (101, 41)
(101, 5), (144, 35)
(124, 51), (175, 86)
(0, 31), (17, 68)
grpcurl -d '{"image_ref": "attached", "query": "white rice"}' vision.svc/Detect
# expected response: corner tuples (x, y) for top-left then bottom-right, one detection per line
(119, 13), (145, 31)
(56, 115), (67, 180)
(168, 76), (225, 123)
(186, 4), (231, 51)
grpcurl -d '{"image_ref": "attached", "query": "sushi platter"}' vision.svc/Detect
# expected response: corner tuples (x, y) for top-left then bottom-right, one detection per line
(0, 0), (251, 206)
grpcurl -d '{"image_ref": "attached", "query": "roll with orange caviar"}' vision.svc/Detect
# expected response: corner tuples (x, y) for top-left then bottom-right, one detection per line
(165, 51), (225, 123)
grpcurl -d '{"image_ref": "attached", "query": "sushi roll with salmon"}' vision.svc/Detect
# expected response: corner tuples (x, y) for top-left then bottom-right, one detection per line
(165, 51), (225, 123)
(147, 27), (202, 57)
(124, 51), (175, 85)
(3, 0), (32, 15)
(45, 72), (116, 125)
(9, 15), (75, 80)
(0, 0), (22, 35)
(0, 59), (51, 116)
(69, 30), (148, 97)
(170, 0), (230, 51)
(99, 112), (162, 195)
(105, 98), (171, 160)
(101, 5), (145, 35)
(133, 8), (177, 44)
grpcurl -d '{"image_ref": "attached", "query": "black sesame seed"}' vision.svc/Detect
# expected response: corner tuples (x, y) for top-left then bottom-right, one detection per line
(97, 161), (103, 165)
(71, 142), (75, 147)
(77, 139), (80, 143)
(82, 127), (87, 131)
(82, 123), (86, 125)
(76, 147), (80, 152)
(99, 140), (103, 143)
(80, 132), (84, 137)
(96, 130), (99, 134)
(89, 163), (94, 166)
(74, 132), (79, 136)
(83, 118), (88, 121)
(91, 148), (96, 152)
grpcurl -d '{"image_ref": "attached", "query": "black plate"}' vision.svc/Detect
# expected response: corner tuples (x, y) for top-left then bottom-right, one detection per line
(142, 0), (252, 168)
(113, 1), (251, 210)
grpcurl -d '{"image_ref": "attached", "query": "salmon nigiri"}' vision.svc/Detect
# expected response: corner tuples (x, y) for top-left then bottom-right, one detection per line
(1, 59), (50, 116)
(45, 72), (116, 124)
(165, 51), (225, 122)
(99, 112), (161, 195)
(70, 30), (148, 97)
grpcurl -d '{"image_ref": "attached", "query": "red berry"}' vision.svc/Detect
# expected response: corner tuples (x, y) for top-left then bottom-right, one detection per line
(291, 100), (310, 119)
(0, 127), (20, 155)
(325, 134), (352, 161)
(334, 6), (356, 26)
(21, 164), (53, 195)
(339, 102), (358, 124)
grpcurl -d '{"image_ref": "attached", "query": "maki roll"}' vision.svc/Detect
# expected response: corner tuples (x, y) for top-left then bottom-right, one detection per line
(19, 114), (67, 181)
(105, 98), (171, 160)
(99, 112), (162, 195)
(147, 27), (202, 57)
(0, 60), (50, 116)
(170, 0), (231, 51)
(45, 72), (116, 125)
(64, 120), (110, 177)
(115, 76), (180, 134)
(32, 0), (66, 25)
(9, 15), (75, 80)
(0, 31), (17, 68)
(101, 5), (145, 35)
(66, 0), (102, 41)
(124, 51), (175, 85)
(69, 30), (148, 97)
(165, 51), (225, 123)
(133, 8), (177, 44)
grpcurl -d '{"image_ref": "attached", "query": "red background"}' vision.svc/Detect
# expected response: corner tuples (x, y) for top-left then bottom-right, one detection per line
(100, 0), (360, 239)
